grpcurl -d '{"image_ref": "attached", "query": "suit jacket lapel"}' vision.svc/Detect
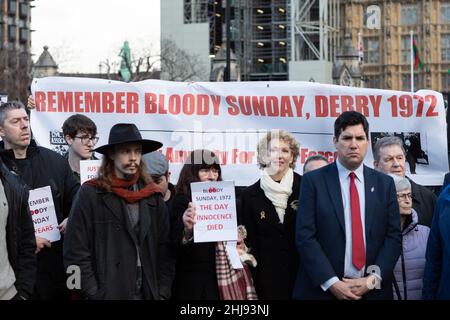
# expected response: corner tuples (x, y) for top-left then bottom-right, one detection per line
(325, 163), (345, 233)
(363, 166), (375, 237)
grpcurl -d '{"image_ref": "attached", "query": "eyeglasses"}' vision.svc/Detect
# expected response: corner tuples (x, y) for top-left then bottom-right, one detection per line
(75, 135), (99, 145)
(397, 193), (412, 200)
(199, 168), (219, 175)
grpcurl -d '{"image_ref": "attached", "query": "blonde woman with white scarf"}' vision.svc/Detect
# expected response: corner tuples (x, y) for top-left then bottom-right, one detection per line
(239, 130), (302, 300)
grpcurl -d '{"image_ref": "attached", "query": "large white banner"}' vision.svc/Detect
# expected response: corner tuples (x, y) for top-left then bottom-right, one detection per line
(31, 77), (448, 186)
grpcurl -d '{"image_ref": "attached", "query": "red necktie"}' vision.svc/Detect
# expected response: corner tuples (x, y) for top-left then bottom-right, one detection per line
(349, 172), (365, 270)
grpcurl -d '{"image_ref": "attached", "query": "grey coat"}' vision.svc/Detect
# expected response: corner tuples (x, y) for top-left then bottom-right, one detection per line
(393, 209), (430, 300)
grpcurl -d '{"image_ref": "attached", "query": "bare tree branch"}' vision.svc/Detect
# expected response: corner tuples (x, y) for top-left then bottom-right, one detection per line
(160, 38), (206, 81)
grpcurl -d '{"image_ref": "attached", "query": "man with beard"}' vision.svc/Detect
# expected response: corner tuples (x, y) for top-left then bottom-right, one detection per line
(63, 123), (174, 299)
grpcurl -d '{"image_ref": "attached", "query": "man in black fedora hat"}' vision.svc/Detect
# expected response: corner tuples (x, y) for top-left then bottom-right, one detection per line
(63, 123), (175, 300)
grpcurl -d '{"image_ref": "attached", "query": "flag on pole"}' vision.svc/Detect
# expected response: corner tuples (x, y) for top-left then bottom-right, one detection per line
(358, 32), (363, 63)
(412, 39), (423, 70)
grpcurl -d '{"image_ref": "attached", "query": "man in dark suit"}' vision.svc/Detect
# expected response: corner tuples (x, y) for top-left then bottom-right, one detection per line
(293, 111), (401, 300)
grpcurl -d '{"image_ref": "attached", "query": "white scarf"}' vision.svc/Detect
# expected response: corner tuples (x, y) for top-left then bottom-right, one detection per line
(259, 168), (294, 224)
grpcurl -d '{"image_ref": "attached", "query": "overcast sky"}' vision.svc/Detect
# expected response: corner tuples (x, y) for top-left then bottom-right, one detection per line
(31, 0), (161, 73)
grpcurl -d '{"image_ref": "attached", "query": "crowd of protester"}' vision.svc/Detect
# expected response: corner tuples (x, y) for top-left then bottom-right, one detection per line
(0, 98), (449, 300)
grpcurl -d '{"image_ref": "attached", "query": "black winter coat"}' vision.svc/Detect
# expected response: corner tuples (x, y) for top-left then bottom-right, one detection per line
(239, 172), (301, 300)
(0, 140), (79, 299)
(3, 161), (36, 299)
(170, 193), (219, 300)
(408, 177), (437, 227)
(63, 184), (175, 300)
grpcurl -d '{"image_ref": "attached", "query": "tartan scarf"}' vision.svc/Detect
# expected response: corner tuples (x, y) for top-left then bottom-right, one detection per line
(86, 173), (162, 203)
(215, 242), (258, 300)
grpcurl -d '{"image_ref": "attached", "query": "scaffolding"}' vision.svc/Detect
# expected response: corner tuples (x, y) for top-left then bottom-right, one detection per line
(199, 0), (338, 81)
(184, 0), (210, 23)
(231, 0), (290, 80)
(290, 0), (340, 62)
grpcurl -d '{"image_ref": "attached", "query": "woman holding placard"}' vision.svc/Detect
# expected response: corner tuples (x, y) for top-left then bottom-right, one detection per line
(170, 149), (256, 300)
(239, 130), (302, 300)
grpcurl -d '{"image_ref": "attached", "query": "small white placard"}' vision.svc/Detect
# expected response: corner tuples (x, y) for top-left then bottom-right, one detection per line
(29, 186), (60, 242)
(191, 181), (237, 243)
(80, 160), (101, 184)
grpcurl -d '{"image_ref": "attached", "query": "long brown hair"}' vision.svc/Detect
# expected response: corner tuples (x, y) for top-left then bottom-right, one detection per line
(175, 149), (222, 199)
(95, 148), (152, 192)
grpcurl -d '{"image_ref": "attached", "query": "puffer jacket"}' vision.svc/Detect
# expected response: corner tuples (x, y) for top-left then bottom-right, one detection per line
(393, 209), (430, 300)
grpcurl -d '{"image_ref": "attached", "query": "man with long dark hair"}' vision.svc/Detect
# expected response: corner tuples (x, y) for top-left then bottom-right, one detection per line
(63, 123), (174, 299)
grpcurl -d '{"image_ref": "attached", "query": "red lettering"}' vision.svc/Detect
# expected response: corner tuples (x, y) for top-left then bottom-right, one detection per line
(329, 95), (339, 117)
(207, 224), (224, 230)
(292, 96), (304, 117)
(197, 94), (209, 115)
(34, 91), (46, 112)
(226, 96), (239, 115)
(266, 96), (278, 117)
(158, 94), (167, 114)
(74, 92), (83, 113)
(47, 92), (56, 112)
(182, 94), (195, 115)
(238, 96), (252, 116)
(315, 96), (328, 117)
(280, 96), (293, 117)
(57, 92), (73, 112)
(168, 95), (181, 114)
(145, 93), (157, 113)
(211, 95), (221, 115)
(127, 92), (139, 113)
(115, 92), (125, 113)
(341, 95), (354, 112)
(102, 92), (114, 113)
(252, 96), (265, 116)
(369, 95), (382, 117)
(85, 92), (100, 113)
(355, 96), (369, 116)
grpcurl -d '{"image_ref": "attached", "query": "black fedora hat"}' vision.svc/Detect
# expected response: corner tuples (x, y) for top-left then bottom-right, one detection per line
(94, 123), (162, 155)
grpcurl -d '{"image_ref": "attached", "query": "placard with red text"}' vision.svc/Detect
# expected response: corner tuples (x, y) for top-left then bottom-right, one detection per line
(29, 186), (60, 242)
(80, 159), (101, 184)
(191, 181), (237, 243)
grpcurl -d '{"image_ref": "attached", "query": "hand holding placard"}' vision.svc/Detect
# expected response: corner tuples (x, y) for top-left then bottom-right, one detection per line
(191, 181), (238, 243)
(182, 202), (196, 241)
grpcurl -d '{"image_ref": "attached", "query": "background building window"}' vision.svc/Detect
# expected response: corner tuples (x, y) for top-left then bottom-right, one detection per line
(441, 34), (450, 62)
(441, 73), (450, 91)
(363, 37), (379, 64)
(401, 5), (418, 25)
(8, 24), (17, 41)
(8, 0), (17, 15)
(365, 75), (381, 89)
(441, 3), (450, 23)
(402, 74), (419, 91)
(401, 35), (419, 64)
(19, 2), (28, 18)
